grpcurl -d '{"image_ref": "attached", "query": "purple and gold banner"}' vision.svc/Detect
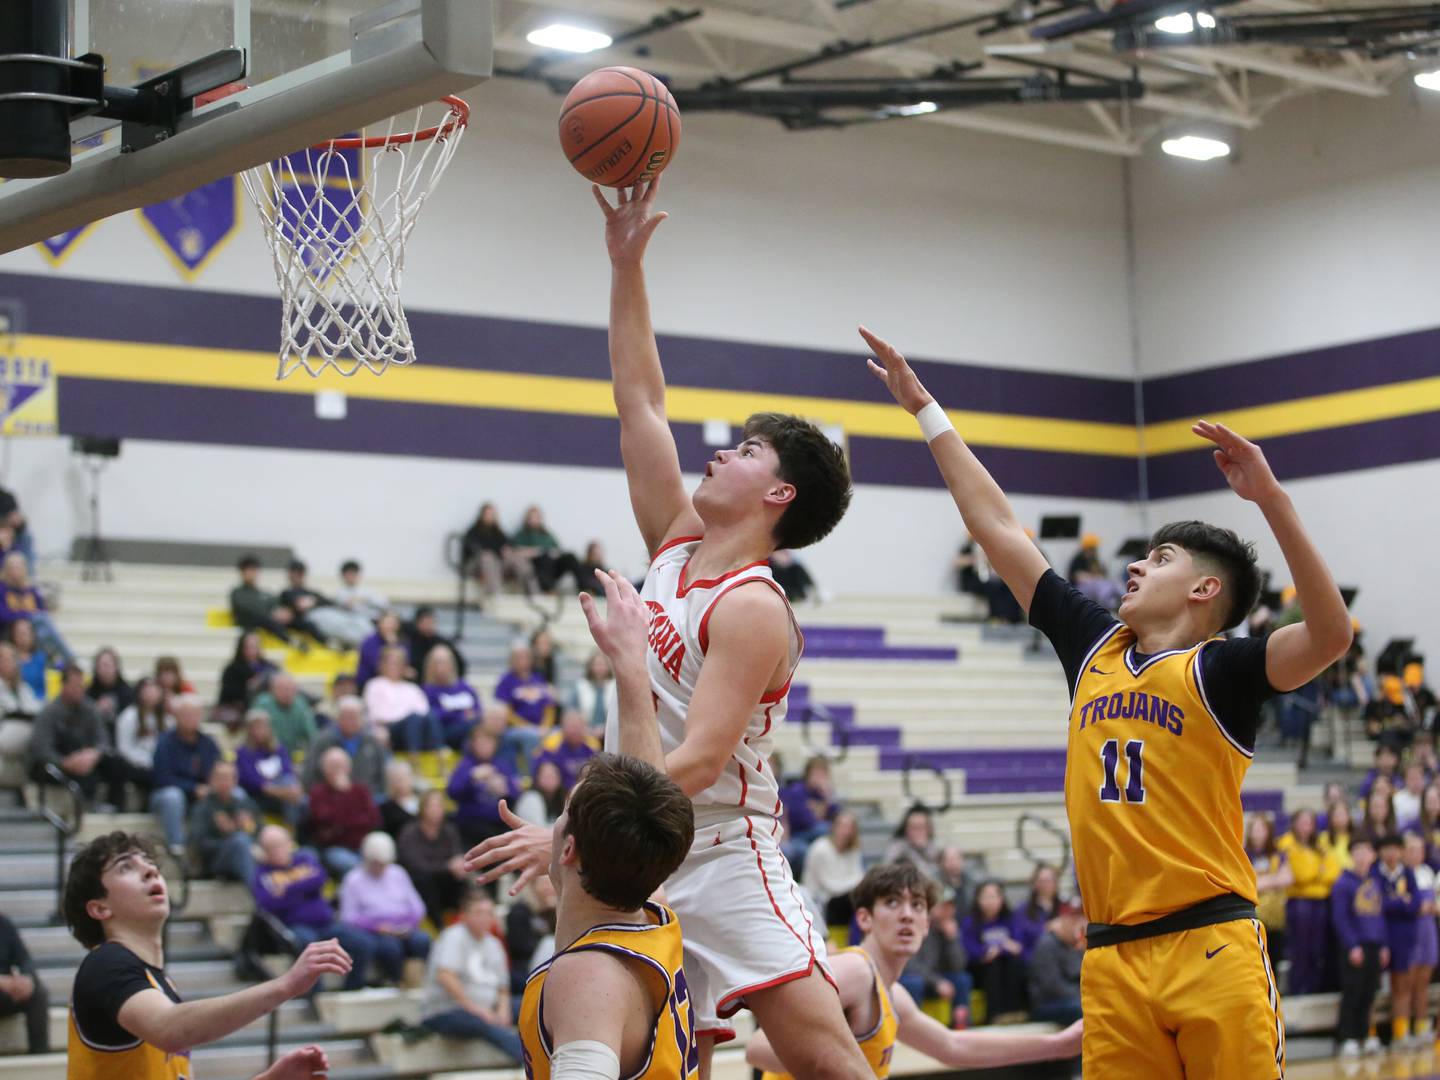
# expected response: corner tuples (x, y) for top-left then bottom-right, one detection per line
(139, 176), (240, 280)
(36, 225), (96, 267)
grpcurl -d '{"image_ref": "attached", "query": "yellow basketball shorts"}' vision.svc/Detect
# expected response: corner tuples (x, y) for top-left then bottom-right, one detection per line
(1081, 916), (1285, 1079)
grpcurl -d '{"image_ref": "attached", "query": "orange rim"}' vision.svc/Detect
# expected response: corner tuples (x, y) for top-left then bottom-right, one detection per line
(313, 95), (469, 151)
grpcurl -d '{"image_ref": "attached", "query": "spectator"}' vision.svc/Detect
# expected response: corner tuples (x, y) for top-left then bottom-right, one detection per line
(217, 631), (277, 718)
(408, 607), (466, 680)
(422, 645), (481, 750)
(1322, 799), (1356, 875)
(511, 505), (580, 594)
(307, 746), (382, 879)
(229, 554), (302, 648)
(0, 911), (47, 1053)
(29, 663), (129, 808)
(253, 673), (317, 756)
(0, 552), (72, 663)
(316, 672), (360, 728)
(961, 881), (1027, 1023)
(153, 655), (194, 708)
(398, 789), (469, 927)
(280, 559), (372, 648)
(575, 541), (606, 597)
(447, 725), (521, 849)
(1421, 787), (1440, 870)
(365, 644), (441, 752)
(338, 831), (431, 985)
(495, 642), (555, 766)
(188, 760), (259, 883)
(86, 646), (133, 728)
(1013, 864), (1061, 958)
(768, 549), (817, 603)
(504, 876), (558, 994)
(1026, 906), (1084, 1027)
(1278, 808), (1333, 996)
(1332, 836), (1386, 1057)
(1066, 534), (1122, 610)
(251, 825), (372, 991)
(380, 759), (420, 838)
(566, 651), (613, 736)
(532, 710), (599, 791)
(334, 559), (387, 624)
(462, 502), (529, 600)
(802, 810), (864, 928)
(897, 887), (972, 1026)
(954, 538), (985, 597)
(883, 804), (942, 882)
(530, 627), (559, 686)
(356, 611), (407, 689)
(112, 677), (170, 805)
(1360, 744), (1402, 801)
(419, 890), (524, 1060)
(514, 759), (566, 827)
(936, 847), (978, 914)
(780, 756), (840, 874)
(1357, 786), (1398, 847)
(304, 696), (386, 797)
(1379, 833), (1422, 1045)
(150, 694), (222, 851)
(1395, 763), (1428, 831)
(0, 641), (40, 745)
(1246, 813), (1293, 965)
(0, 486), (35, 573)
(235, 709), (304, 826)
(8, 621), (45, 704)
(1402, 831), (1438, 1046)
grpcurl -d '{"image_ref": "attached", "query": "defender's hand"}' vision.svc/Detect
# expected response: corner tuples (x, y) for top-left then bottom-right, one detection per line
(463, 800), (554, 896)
(593, 179), (668, 267)
(579, 569), (651, 680)
(1193, 421), (1283, 504)
(859, 326), (934, 416)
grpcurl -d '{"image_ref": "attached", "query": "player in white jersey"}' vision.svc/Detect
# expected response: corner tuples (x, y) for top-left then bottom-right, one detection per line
(467, 176), (869, 1080)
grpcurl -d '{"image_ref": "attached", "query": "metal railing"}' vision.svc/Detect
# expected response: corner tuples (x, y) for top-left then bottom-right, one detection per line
(901, 756), (954, 816)
(798, 702), (850, 765)
(1015, 811), (1072, 877)
(239, 910), (303, 1068)
(37, 764), (82, 920)
(443, 531), (472, 639)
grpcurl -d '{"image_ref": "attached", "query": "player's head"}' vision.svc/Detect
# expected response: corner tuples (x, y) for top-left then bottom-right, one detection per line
(551, 753), (694, 912)
(1120, 521), (1261, 637)
(693, 413), (851, 552)
(64, 832), (168, 948)
(1349, 836), (1376, 875)
(851, 862), (938, 960)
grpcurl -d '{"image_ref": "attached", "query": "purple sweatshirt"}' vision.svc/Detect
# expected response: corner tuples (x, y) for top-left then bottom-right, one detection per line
(533, 739), (597, 789)
(1380, 862), (1422, 958)
(424, 681), (481, 728)
(779, 780), (838, 835)
(494, 671), (553, 727)
(251, 852), (335, 929)
(338, 863), (426, 933)
(961, 914), (1022, 962)
(235, 743), (297, 799)
(446, 752), (521, 824)
(1331, 868), (1386, 950)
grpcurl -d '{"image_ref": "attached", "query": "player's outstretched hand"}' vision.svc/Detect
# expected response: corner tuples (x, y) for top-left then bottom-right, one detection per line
(579, 569), (650, 677)
(1192, 420), (1283, 504)
(281, 940), (353, 997)
(463, 799), (555, 896)
(859, 326), (934, 416)
(257, 1043), (330, 1080)
(593, 177), (667, 267)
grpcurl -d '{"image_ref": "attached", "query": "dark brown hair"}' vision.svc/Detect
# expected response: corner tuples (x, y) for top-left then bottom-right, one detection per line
(1149, 520), (1262, 631)
(565, 753), (694, 911)
(851, 861), (939, 915)
(743, 413), (852, 551)
(63, 832), (164, 949)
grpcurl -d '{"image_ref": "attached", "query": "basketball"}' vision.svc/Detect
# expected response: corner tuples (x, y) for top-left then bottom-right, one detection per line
(558, 67), (680, 188)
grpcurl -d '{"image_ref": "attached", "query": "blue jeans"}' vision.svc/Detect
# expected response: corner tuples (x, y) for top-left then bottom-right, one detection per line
(206, 831), (256, 882)
(423, 1007), (525, 1062)
(354, 928), (430, 984)
(387, 713), (444, 752)
(500, 725), (544, 770)
(321, 846), (363, 879)
(1031, 997), (1083, 1026)
(150, 786), (189, 847)
(291, 922), (374, 991)
(30, 612), (73, 665)
(898, 970), (973, 1023)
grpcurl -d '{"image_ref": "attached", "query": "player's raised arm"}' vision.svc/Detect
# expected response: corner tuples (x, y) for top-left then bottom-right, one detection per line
(861, 327), (1049, 613)
(594, 179), (703, 554)
(891, 980), (1082, 1067)
(580, 569), (665, 771)
(1192, 420), (1353, 690)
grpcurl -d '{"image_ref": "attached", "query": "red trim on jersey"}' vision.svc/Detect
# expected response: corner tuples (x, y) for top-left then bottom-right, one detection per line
(650, 535), (703, 563)
(697, 576), (793, 657)
(677, 557), (769, 599)
(733, 754), (749, 807)
(745, 817), (816, 959)
(694, 1026), (737, 1044)
(715, 960), (826, 1018)
(758, 678), (792, 706)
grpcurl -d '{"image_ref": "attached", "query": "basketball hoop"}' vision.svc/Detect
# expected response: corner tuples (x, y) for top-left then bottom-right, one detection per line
(241, 96), (469, 378)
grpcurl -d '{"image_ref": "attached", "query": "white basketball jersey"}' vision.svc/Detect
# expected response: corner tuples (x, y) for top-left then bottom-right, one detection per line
(605, 535), (803, 820)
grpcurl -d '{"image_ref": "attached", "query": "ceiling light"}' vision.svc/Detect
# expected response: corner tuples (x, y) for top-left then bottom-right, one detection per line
(1197, 11), (1217, 27)
(1155, 12), (1195, 33)
(1162, 134), (1231, 161)
(1416, 69), (1440, 91)
(526, 24), (613, 53)
(895, 101), (939, 116)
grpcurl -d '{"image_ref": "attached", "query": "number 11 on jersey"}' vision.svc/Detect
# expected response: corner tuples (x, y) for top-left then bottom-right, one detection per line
(1099, 739), (1145, 804)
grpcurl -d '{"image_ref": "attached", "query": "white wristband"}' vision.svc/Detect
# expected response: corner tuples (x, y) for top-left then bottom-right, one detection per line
(552, 1040), (621, 1080)
(916, 400), (954, 443)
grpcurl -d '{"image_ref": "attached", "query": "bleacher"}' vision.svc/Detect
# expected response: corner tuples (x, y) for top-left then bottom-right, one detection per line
(0, 558), (1354, 1077)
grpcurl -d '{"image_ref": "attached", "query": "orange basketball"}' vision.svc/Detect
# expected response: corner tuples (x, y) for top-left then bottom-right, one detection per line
(558, 67), (681, 188)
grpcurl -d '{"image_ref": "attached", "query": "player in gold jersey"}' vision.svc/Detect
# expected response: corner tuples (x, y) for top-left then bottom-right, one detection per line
(747, 863), (1080, 1080)
(862, 329), (1354, 1080)
(520, 753), (697, 1080)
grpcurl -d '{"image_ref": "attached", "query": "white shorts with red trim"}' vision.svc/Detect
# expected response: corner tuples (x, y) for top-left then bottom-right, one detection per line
(666, 813), (834, 1041)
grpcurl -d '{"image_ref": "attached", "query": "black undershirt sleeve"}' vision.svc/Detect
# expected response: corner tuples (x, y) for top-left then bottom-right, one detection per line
(1198, 635), (1278, 753)
(72, 943), (168, 1048)
(1027, 569), (1122, 698)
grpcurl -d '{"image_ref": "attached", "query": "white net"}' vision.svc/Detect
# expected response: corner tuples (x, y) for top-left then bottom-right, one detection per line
(241, 98), (468, 378)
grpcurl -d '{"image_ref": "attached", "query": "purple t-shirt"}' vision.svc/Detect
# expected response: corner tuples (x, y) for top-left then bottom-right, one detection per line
(495, 671), (554, 727)
(424, 681), (481, 728)
(534, 740), (597, 790)
(235, 744), (297, 799)
(962, 915), (1021, 961)
(251, 851), (335, 929)
(446, 752), (522, 824)
(779, 780), (838, 835)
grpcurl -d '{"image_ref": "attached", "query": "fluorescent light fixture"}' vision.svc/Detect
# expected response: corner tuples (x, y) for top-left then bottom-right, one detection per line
(1155, 10), (1214, 32)
(895, 101), (939, 116)
(526, 24), (613, 53)
(1416, 69), (1440, 92)
(1197, 11), (1217, 27)
(1161, 134), (1231, 161)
